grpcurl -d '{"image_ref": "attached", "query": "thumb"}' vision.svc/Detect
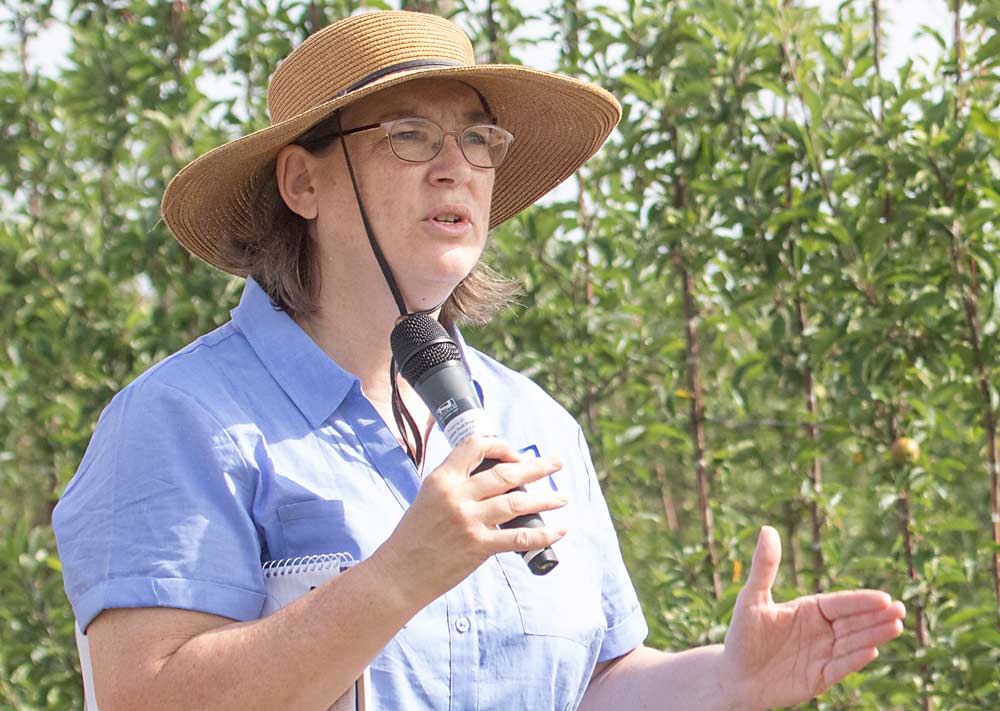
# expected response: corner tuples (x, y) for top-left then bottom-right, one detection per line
(743, 525), (781, 601)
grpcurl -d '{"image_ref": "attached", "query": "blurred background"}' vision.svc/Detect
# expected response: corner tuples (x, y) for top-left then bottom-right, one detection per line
(2, 1), (999, 709)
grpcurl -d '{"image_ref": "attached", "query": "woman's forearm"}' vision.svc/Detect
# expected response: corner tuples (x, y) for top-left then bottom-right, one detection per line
(92, 549), (425, 711)
(579, 644), (749, 711)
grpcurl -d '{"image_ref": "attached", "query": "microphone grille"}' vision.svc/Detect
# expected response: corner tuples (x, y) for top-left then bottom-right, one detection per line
(398, 340), (460, 383)
(390, 314), (461, 384)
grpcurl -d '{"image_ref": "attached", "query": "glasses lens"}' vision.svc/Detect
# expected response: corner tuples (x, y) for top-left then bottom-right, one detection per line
(386, 119), (512, 167)
(387, 119), (442, 162)
(462, 125), (511, 168)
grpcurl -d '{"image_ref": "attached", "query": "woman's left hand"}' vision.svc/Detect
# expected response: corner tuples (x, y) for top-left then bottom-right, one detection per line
(722, 526), (906, 710)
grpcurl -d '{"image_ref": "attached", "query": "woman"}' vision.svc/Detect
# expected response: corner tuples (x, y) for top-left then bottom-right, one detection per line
(53, 11), (905, 711)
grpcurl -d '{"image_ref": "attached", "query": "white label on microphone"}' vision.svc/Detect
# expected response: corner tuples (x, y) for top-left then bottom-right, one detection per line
(443, 409), (497, 448)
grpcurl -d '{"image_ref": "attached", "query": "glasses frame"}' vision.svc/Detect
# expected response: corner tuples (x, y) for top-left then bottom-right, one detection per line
(338, 117), (515, 169)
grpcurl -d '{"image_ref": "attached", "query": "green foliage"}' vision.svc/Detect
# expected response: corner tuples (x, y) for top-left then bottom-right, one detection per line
(474, 0), (1000, 707)
(0, 522), (81, 711)
(3, 1), (1000, 709)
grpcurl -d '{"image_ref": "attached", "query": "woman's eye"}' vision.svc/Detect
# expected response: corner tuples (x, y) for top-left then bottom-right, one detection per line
(394, 130), (429, 142)
(465, 130), (488, 145)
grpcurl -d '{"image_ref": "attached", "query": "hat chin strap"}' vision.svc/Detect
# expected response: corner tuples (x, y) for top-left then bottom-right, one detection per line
(334, 111), (449, 319)
(334, 111), (446, 466)
(334, 111), (409, 318)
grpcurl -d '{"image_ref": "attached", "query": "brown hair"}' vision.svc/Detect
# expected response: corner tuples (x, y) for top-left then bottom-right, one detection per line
(221, 113), (521, 323)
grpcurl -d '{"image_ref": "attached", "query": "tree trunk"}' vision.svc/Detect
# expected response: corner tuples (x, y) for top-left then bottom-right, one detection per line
(655, 465), (681, 534)
(948, 0), (1000, 627)
(948, 225), (1000, 625)
(304, 2), (327, 35)
(890, 413), (932, 711)
(953, 0), (965, 114)
(485, 0), (500, 63)
(15, 7), (42, 219)
(562, 0), (581, 74)
(787, 242), (824, 592)
(665, 119), (720, 600)
(674, 252), (721, 600)
(402, 0), (453, 14)
(784, 501), (803, 590)
(872, 0), (894, 226)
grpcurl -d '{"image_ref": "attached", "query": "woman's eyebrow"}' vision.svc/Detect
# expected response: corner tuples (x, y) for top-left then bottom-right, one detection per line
(376, 109), (495, 123)
(379, 108), (417, 122)
(464, 110), (494, 123)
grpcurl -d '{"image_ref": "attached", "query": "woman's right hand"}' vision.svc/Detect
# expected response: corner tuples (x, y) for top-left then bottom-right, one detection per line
(370, 436), (568, 607)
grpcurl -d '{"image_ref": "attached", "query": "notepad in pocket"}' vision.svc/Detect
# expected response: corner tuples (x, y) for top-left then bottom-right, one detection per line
(261, 553), (371, 711)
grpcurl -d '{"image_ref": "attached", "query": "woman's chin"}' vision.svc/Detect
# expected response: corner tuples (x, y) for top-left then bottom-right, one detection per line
(404, 274), (470, 311)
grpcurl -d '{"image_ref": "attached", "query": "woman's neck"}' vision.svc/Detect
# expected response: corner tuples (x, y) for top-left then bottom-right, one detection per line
(296, 294), (398, 405)
(296, 275), (450, 411)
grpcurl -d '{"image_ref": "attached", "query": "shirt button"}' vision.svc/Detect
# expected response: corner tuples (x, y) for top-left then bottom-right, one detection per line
(455, 616), (471, 633)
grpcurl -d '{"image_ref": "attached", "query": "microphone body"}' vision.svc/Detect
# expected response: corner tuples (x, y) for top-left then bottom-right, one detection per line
(390, 316), (559, 575)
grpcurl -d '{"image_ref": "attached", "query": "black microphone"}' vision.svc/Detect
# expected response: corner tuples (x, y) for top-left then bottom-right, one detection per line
(390, 313), (559, 576)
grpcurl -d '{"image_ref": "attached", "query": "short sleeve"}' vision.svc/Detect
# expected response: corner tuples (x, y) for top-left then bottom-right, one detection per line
(576, 426), (649, 662)
(53, 378), (266, 631)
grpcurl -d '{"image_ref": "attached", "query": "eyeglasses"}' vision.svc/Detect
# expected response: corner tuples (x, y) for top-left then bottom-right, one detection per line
(339, 117), (514, 169)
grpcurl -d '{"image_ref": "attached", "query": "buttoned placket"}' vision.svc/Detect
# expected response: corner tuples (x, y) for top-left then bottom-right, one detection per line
(446, 582), (480, 710)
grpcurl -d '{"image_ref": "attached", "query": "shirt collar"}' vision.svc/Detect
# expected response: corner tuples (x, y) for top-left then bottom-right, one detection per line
(231, 278), (357, 428)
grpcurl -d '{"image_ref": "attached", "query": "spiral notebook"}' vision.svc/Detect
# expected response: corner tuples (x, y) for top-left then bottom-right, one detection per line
(75, 553), (371, 711)
(261, 553), (370, 711)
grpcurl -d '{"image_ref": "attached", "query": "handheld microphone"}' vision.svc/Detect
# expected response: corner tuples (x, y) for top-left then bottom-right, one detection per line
(390, 313), (559, 575)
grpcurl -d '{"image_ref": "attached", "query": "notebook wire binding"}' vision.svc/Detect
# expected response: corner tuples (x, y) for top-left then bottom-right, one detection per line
(262, 552), (356, 577)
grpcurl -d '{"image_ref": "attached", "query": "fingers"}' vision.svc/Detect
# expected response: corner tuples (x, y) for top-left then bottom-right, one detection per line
(464, 452), (563, 500)
(832, 601), (907, 638)
(743, 525), (781, 599)
(478, 488), (569, 526)
(823, 608), (906, 686)
(437, 437), (562, 501)
(832, 617), (904, 658)
(822, 647), (879, 687)
(483, 522), (568, 556)
(822, 600), (905, 687)
(817, 590), (900, 620)
(447, 435), (521, 475)
(422, 436), (568, 552)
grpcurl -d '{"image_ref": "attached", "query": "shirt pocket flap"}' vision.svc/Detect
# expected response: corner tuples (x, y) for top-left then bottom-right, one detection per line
(276, 499), (359, 560)
(277, 499), (345, 522)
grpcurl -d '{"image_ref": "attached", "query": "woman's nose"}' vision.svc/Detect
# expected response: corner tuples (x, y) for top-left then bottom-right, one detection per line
(428, 133), (472, 183)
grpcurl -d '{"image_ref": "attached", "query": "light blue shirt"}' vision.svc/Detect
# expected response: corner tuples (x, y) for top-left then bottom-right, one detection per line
(54, 277), (647, 710)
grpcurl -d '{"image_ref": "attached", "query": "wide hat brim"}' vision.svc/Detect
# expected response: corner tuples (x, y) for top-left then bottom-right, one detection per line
(161, 29), (621, 277)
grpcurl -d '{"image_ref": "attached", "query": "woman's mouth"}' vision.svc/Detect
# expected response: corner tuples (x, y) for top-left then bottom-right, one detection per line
(424, 206), (473, 235)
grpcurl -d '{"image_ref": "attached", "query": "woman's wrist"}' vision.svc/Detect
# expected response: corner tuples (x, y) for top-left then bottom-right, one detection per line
(364, 538), (442, 616)
(716, 645), (763, 711)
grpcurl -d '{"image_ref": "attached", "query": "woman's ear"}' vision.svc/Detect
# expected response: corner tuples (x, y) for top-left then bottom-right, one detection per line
(275, 145), (320, 220)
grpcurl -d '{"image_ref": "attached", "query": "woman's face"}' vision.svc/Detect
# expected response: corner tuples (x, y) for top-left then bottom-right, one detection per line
(308, 78), (497, 312)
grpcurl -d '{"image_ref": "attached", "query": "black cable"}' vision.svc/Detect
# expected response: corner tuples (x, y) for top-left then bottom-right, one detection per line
(335, 111), (426, 468)
(335, 112), (409, 317)
(390, 356), (424, 467)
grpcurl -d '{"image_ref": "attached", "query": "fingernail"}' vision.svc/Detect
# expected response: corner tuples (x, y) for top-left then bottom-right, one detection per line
(558, 494), (569, 505)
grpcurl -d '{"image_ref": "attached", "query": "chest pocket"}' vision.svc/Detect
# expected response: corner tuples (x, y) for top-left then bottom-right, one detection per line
(496, 536), (605, 648)
(277, 499), (361, 561)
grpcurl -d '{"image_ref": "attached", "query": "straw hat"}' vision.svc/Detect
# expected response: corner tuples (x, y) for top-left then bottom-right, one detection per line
(160, 10), (621, 276)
